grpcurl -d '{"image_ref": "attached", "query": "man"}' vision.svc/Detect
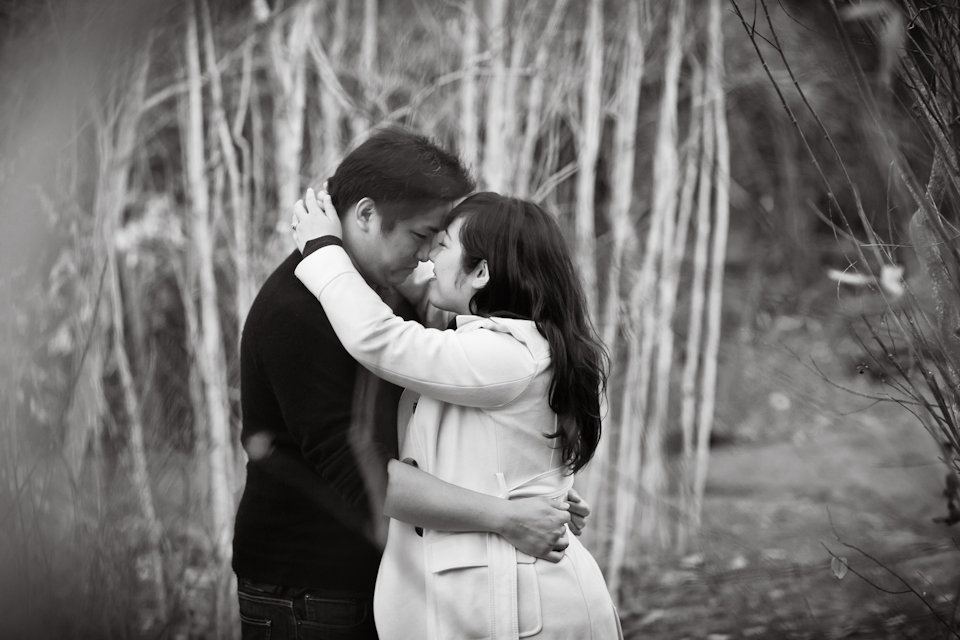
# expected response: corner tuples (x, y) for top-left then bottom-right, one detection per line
(233, 128), (581, 639)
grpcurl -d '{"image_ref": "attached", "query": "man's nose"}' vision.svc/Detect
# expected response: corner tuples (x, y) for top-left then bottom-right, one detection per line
(417, 241), (434, 262)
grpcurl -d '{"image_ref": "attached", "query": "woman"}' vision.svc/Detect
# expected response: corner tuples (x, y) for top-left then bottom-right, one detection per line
(292, 189), (622, 639)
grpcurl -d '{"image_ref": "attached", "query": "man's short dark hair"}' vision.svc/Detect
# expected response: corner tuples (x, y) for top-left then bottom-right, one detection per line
(327, 126), (475, 232)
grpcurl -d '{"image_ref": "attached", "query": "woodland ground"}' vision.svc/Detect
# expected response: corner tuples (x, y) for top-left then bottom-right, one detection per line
(617, 271), (959, 640)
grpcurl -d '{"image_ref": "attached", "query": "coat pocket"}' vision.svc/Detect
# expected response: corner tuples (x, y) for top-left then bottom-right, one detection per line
(427, 533), (542, 639)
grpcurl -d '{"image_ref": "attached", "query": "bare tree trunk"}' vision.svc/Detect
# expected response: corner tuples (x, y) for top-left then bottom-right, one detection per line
(606, 264), (658, 599)
(692, 0), (730, 528)
(515, 0), (567, 197)
(234, 34), (257, 335)
(460, 0), (480, 174)
(316, 0), (348, 180)
(576, 0), (603, 320)
(636, 0), (685, 548)
(677, 64), (712, 553)
(184, 2), (238, 634)
(93, 36), (167, 625)
(482, 0), (508, 191)
(353, 0), (377, 135)
(500, 1), (534, 193)
(268, 0), (315, 234)
(199, 0), (252, 338)
(581, 0), (643, 549)
(250, 67), (267, 243)
(361, 0), (377, 76)
(600, 0), (645, 363)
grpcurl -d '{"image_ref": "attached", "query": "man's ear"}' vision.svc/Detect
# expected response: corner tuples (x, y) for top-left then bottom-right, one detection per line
(470, 259), (490, 290)
(354, 197), (378, 232)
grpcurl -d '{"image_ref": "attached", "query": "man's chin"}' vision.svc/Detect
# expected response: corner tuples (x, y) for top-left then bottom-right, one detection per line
(386, 268), (416, 286)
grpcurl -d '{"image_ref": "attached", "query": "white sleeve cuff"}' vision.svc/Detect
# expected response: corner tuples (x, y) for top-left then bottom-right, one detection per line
(293, 245), (358, 298)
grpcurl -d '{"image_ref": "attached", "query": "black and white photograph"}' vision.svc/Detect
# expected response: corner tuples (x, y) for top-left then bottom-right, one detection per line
(0, 0), (958, 638)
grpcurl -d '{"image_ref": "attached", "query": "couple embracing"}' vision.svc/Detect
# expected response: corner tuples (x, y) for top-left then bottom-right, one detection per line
(233, 127), (623, 639)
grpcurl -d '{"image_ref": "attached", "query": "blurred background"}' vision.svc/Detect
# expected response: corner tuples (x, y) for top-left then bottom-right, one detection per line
(1, 0), (958, 637)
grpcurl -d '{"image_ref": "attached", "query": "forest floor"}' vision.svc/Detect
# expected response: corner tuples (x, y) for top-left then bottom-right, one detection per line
(617, 277), (959, 639)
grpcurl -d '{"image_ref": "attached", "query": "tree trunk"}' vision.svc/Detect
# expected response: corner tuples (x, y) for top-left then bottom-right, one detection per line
(316, 0), (349, 180)
(460, 0), (480, 174)
(636, 0), (685, 548)
(581, 0), (643, 551)
(692, 0), (730, 529)
(184, 2), (238, 634)
(354, 0), (377, 135)
(515, 0), (567, 197)
(93, 35), (167, 626)
(677, 64), (712, 553)
(199, 0), (252, 341)
(576, 0), (603, 320)
(268, 0), (315, 234)
(482, 0), (509, 191)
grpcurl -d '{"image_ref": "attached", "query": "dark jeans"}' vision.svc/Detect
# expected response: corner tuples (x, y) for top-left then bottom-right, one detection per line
(237, 577), (379, 640)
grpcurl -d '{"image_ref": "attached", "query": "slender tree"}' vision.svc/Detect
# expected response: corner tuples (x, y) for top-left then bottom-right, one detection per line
(482, 0), (508, 191)
(92, 34), (168, 625)
(692, 0), (731, 530)
(183, 2), (237, 633)
(460, 0), (480, 175)
(576, 0), (604, 320)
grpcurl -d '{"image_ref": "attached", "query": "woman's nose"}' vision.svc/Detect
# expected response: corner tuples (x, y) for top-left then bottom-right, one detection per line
(427, 244), (440, 261)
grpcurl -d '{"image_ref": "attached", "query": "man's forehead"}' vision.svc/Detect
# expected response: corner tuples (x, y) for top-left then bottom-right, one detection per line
(408, 204), (451, 232)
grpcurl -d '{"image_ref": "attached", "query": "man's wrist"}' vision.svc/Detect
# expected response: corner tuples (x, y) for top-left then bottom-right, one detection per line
(493, 498), (515, 537)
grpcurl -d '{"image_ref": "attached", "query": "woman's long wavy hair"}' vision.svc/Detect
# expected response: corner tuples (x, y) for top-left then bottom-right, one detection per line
(450, 192), (608, 473)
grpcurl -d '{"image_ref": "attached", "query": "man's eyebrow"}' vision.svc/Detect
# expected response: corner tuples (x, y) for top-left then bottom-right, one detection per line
(425, 225), (442, 234)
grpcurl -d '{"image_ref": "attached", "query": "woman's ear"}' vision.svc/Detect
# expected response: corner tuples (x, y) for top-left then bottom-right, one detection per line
(354, 197), (377, 232)
(470, 259), (490, 290)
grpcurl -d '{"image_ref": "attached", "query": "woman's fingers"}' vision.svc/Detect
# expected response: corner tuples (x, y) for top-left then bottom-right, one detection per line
(319, 190), (336, 217)
(569, 515), (585, 536)
(305, 188), (323, 216)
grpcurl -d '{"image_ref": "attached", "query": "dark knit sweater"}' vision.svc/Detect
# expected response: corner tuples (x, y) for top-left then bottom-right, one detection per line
(232, 250), (402, 594)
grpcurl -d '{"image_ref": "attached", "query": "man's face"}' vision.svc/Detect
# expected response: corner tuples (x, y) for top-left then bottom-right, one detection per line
(348, 202), (450, 288)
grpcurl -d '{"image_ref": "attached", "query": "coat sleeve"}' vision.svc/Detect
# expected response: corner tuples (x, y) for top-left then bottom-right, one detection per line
(294, 247), (539, 408)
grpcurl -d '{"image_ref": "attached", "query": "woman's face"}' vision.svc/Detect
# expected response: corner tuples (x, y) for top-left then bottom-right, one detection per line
(427, 216), (487, 315)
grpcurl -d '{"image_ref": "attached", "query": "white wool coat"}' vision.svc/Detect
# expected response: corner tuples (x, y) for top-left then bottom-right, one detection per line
(296, 247), (622, 640)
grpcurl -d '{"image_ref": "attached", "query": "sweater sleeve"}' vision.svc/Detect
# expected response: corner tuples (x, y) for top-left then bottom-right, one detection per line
(254, 300), (371, 507)
(294, 246), (539, 408)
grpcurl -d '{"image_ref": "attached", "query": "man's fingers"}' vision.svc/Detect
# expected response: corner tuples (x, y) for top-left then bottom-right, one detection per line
(554, 531), (569, 551)
(543, 549), (565, 564)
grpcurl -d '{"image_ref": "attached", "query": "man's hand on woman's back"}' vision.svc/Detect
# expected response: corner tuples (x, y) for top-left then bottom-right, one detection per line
(500, 497), (571, 563)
